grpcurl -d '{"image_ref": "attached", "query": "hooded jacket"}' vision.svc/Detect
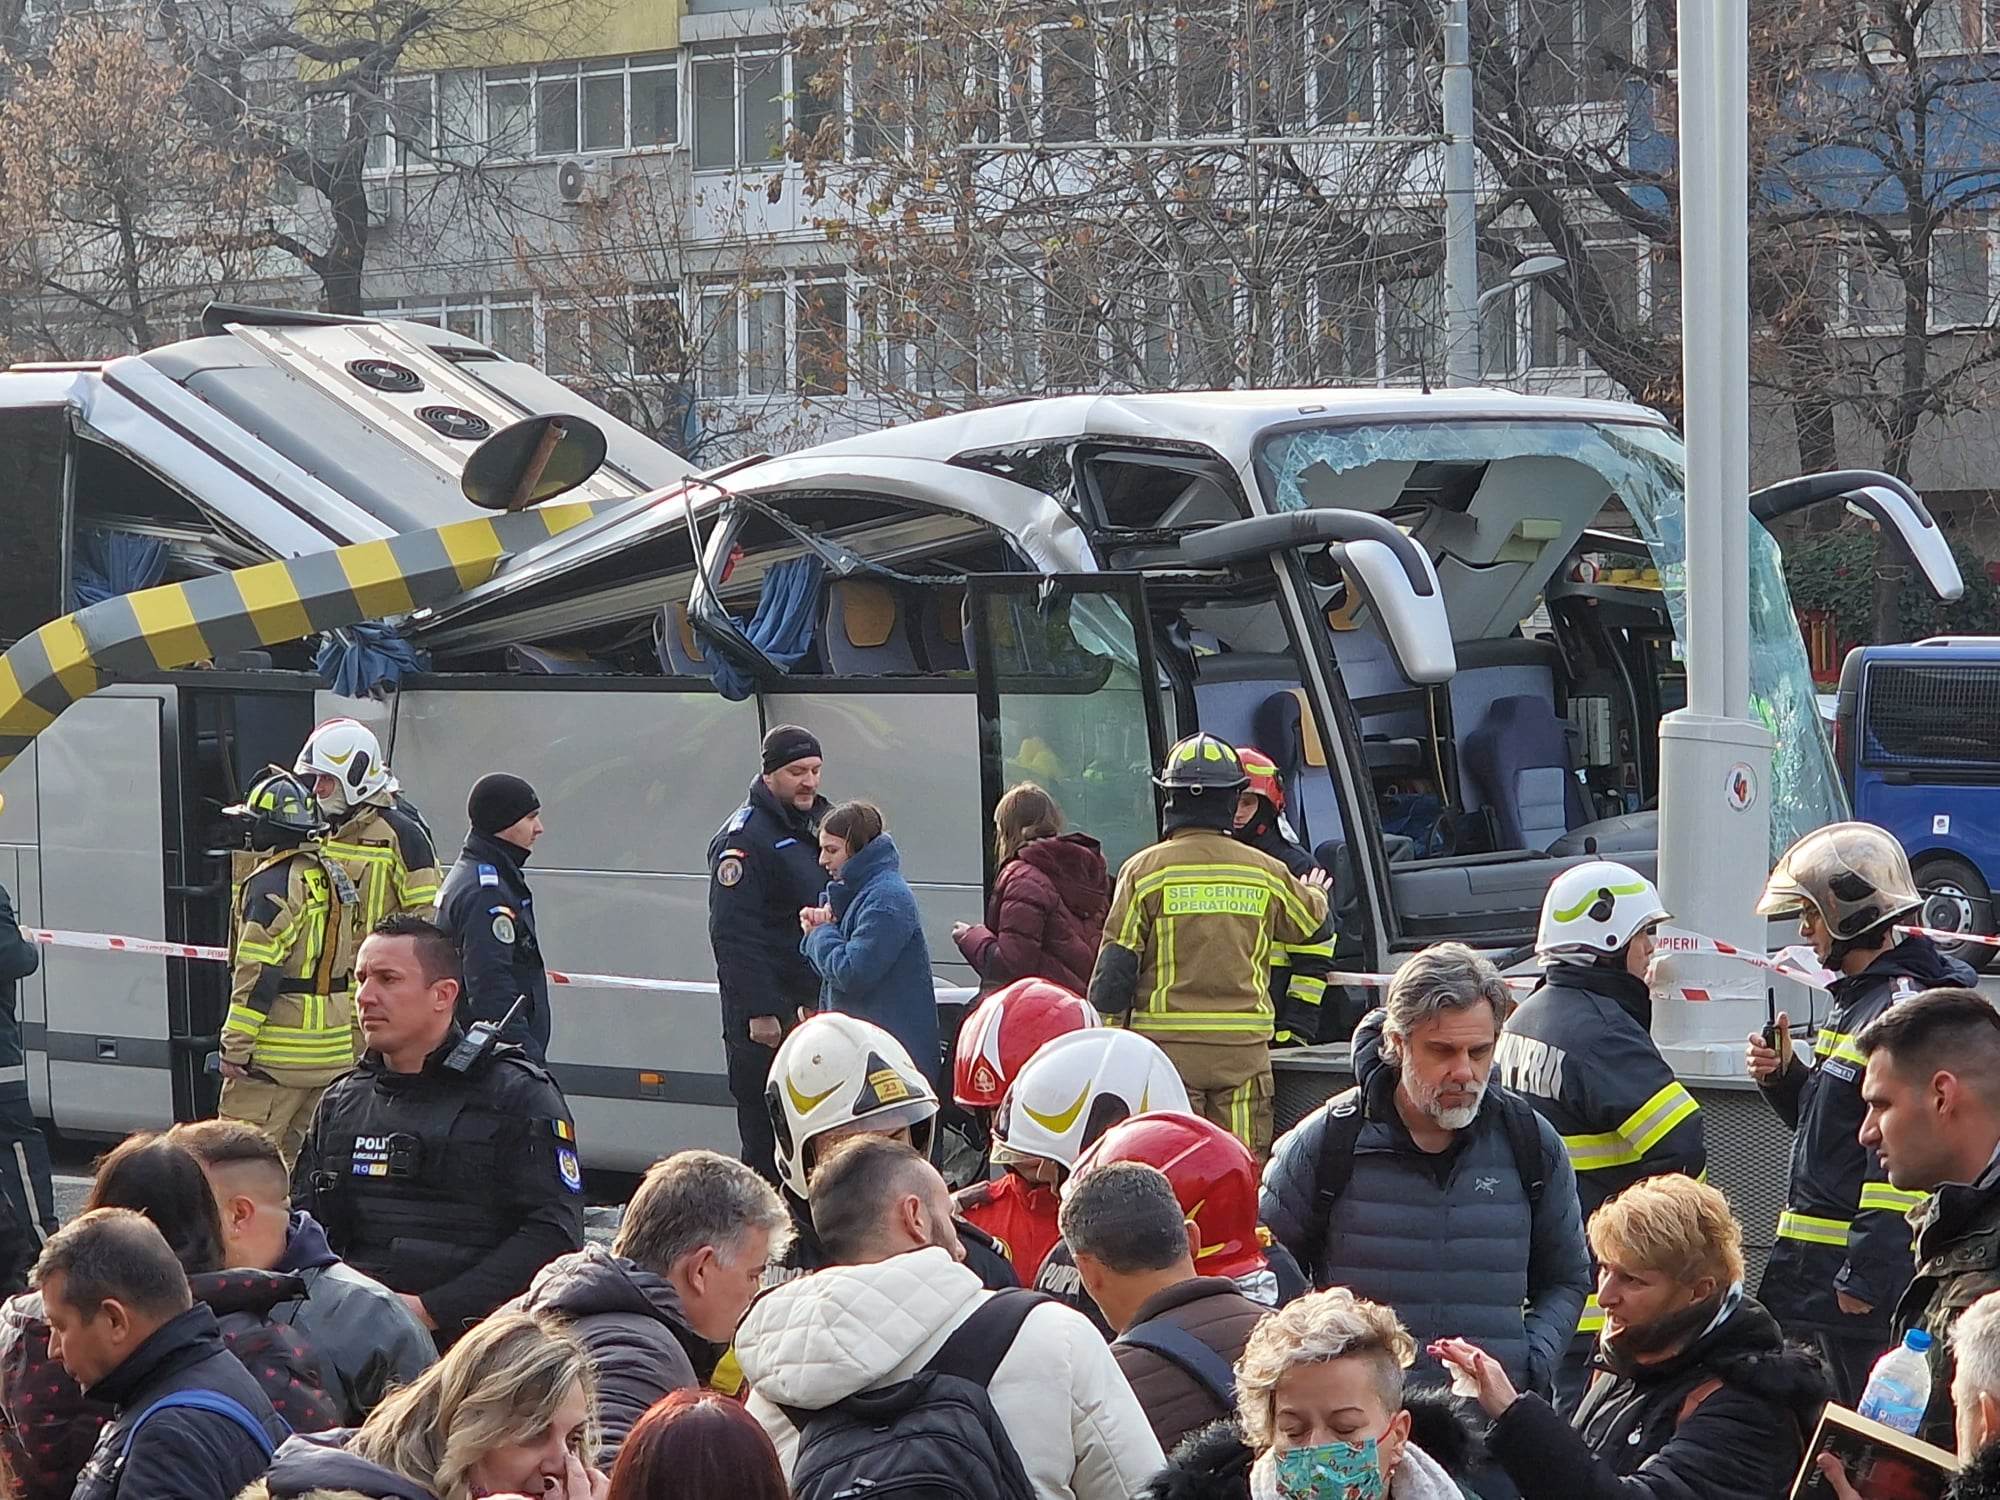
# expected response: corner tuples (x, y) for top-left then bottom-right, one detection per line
(735, 1245), (1164, 1500)
(510, 1244), (707, 1457)
(73, 1303), (290, 1500)
(234, 1431), (437, 1500)
(803, 833), (941, 1071)
(1897, 1146), (2000, 1447)
(275, 1213), (435, 1422)
(1484, 1295), (1832, 1500)
(1260, 1010), (1589, 1395)
(1759, 936), (1975, 1327)
(1138, 1390), (1485, 1500)
(955, 833), (1110, 994)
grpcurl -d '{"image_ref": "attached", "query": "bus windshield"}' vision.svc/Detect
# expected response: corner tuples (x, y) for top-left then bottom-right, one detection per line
(1254, 417), (1846, 863)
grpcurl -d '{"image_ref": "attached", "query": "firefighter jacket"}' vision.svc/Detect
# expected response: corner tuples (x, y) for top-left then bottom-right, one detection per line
(1497, 960), (1706, 1339)
(1758, 935), (1975, 1328)
(1234, 817), (1334, 1045)
(707, 778), (831, 1029)
(293, 1029), (584, 1345)
(954, 1169), (1062, 1284)
(324, 797), (440, 937)
(225, 846), (360, 1086)
(1089, 827), (1331, 1048)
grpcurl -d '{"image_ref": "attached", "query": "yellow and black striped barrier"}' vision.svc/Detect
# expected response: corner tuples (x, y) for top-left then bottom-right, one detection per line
(0, 503), (598, 775)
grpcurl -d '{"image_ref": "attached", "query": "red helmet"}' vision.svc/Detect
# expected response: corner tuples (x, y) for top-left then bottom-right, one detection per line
(1238, 746), (1284, 815)
(1070, 1111), (1266, 1278)
(952, 978), (1099, 1111)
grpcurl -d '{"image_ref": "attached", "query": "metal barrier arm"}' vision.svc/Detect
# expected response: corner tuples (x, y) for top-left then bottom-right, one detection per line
(0, 503), (598, 774)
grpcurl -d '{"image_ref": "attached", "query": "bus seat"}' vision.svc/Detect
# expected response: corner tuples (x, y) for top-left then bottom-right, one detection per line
(822, 579), (920, 676)
(1447, 639), (1566, 812)
(652, 602), (709, 676)
(1461, 694), (1588, 852)
(919, 586), (969, 671)
(1249, 689), (1343, 853)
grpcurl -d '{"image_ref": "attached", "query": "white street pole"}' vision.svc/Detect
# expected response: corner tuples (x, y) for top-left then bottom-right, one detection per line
(1653, 0), (1781, 1060)
(1442, 0), (1480, 386)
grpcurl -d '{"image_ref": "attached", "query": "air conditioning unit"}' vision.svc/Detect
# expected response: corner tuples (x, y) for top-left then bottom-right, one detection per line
(556, 158), (600, 206)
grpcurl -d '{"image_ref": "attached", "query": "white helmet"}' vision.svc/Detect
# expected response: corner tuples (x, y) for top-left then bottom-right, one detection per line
(765, 1013), (939, 1200)
(295, 718), (391, 813)
(992, 1028), (1191, 1169)
(1537, 860), (1670, 963)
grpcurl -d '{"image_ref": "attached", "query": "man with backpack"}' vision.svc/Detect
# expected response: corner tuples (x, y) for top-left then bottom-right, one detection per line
(37, 1209), (287, 1500)
(735, 1135), (1163, 1500)
(1261, 942), (1589, 1398)
(1059, 1159), (1266, 1454)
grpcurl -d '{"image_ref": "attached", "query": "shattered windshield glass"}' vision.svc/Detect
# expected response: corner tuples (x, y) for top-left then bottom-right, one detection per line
(1256, 419), (1847, 864)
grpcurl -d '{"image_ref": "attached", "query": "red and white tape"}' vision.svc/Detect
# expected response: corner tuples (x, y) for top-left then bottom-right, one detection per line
(1898, 922), (1999, 949)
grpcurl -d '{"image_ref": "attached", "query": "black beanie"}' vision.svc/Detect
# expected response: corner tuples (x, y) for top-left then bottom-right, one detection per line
(468, 773), (540, 836)
(762, 725), (823, 774)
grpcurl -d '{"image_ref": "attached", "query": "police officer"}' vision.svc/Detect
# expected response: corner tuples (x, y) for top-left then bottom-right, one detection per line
(436, 773), (550, 1062)
(0, 791), (52, 1283)
(295, 719), (441, 935)
(218, 769), (361, 1173)
(1233, 747), (1336, 1046)
(294, 913), (583, 1349)
(709, 724), (831, 1183)
(1089, 733), (1332, 1159)
(1747, 821), (1976, 1400)
(1498, 860), (1706, 1403)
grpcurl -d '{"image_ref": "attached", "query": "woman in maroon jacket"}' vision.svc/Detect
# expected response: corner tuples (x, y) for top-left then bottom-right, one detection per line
(953, 784), (1110, 994)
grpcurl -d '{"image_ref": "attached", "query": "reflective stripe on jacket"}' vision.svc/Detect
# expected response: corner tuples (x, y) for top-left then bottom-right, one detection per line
(325, 799), (440, 932)
(225, 848), (358, 1083)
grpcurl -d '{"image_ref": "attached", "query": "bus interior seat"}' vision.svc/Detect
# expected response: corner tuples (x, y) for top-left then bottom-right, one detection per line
(919, 586), (969, 671)
(1461, 693), (1589, 852)
(1447, 638), (1568, 814)
(652, 602), (708, 676)
(823, 579), (920, 676)
(506, 645), (609, 675)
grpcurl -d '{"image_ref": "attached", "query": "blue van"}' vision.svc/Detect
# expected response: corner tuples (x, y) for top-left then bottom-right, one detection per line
(1836, 638), (2000, 970)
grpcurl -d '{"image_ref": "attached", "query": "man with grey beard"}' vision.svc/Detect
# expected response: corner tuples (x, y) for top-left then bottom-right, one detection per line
(1261, 941), (1589, 1397)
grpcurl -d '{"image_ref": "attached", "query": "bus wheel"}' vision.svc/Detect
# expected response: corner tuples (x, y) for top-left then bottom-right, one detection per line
(1914, 854), (1998, 973)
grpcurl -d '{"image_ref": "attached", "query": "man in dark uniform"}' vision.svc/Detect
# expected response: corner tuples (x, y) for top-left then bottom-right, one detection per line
(1747, 821), (1976, 1401)
(1233, 747), (1335, 1046)
(708, 725), (830, 1183)
(436, 773), (550, 1062)
(0, 801), (50, 1286)
(293, 913), (584, 1349)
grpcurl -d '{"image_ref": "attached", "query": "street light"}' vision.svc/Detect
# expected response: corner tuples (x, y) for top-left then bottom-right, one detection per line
(1476, 255), (1567, 313)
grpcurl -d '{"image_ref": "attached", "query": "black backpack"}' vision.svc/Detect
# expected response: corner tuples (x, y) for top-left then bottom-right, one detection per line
(786, 1288), (1047, 1500)
(1302, 1084), (1547, 1261)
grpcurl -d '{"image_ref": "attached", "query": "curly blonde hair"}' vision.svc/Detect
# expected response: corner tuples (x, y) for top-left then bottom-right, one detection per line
(349, 1310), (598, 1500)
(1235, 1288), (1415, 1451)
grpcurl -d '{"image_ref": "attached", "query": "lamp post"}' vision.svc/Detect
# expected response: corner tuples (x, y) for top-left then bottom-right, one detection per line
(1441, 0), (1480, 386)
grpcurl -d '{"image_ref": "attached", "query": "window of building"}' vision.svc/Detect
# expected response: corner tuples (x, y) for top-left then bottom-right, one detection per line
(366, 76), (437, 173)
(1846, 243), (1904, 329)
(699, 287), (740, 397)
(480, 56), (680, 159)
(1933, 228), (1991, 328)
(692, 45), (787, 171)
(1043, 24), (1099, 142)
(485, 70), (532, 156)
(1521, 0), (1635, 107)
(1315, 271), (1380, 381)
(797, 278), (850, 395)
(978, 275), (1041, 391)
(1175, 6), (1235, 135)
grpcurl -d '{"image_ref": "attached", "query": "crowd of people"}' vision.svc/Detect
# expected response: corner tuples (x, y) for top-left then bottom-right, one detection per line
(4, 718), (2000, 1498)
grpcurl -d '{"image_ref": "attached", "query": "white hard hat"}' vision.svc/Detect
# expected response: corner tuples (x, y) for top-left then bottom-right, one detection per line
(1536, 860), (1670, 962)
(295, 718), (390, 810)
(992, 1028), (1190, 1169)
(765, 1013), (939, 1200)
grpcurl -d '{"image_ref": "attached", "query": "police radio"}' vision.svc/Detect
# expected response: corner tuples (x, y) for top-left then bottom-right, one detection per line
(443, 994), (526, 1075)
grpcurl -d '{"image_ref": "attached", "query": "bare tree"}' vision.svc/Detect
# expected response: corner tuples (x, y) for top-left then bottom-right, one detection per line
(0, 18), (273, 354)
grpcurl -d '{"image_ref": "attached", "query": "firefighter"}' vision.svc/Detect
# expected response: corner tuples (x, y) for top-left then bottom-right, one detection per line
(1747, 820), (1977, 1401)
(1498, 859), (1706, 1404)
(1232, 747), (1336, 1045)
(218, 769), (362, 1173)
(1088, 733), (1332, 1158)
(950, 976), (1100, 1155)
(294, 718), (440, 937)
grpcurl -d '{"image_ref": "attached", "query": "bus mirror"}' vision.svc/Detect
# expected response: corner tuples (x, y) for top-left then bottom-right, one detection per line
(461, 414), (608, 512)
(1181, 510), (1434, 597)
(1333, 539), (1456, 686)
(1750, 469), (1963, 604)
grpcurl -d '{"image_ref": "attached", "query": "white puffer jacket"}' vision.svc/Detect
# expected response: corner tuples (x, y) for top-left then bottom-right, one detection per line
(737, 1246), (1165, 1500)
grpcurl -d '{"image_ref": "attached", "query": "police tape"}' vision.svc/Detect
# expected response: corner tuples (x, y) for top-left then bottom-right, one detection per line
(1898, 922), (1999, 949)
(17, 925), (983, 1004)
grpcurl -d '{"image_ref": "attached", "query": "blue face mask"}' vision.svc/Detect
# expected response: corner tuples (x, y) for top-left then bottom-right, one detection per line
(1274, 1436), (1388, 1500)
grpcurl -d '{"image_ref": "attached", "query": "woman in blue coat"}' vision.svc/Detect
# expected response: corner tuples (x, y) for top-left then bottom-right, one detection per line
(800, 801), (941, 1078)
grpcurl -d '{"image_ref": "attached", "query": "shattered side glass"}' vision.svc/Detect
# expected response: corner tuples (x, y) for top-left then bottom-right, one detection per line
(1256, 419), (1847, 863)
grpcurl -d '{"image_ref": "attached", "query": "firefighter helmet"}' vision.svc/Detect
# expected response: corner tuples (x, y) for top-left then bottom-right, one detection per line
(1154, 733), (1250, 794)
(1756, 821), (1922, 941)
(1536, 861), (1669, 962)
(225, 768), (323, 850)
(952, 978), (1100, 1112)
(295, 718), (391, 812)
(1069, 1111), (1267, 1279)
(992, 1028), (1190, 1169)
(1238, 746), (1285, 815)
(766, 1013), (939, 1199)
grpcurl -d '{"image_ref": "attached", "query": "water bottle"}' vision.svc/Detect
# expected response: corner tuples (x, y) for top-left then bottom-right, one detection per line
(1857, 1329), (1935, 1435)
